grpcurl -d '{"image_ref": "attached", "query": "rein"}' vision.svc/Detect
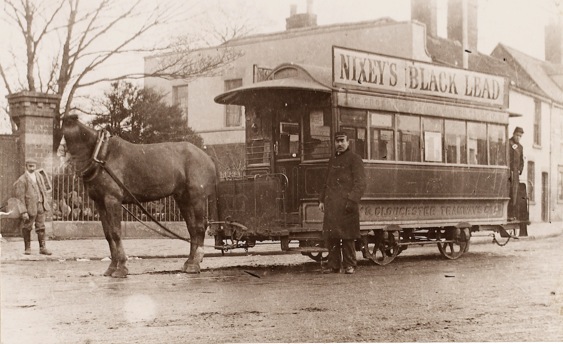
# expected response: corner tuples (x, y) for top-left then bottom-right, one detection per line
(77, 130), (248, 250)
(99, 161), (192, 242)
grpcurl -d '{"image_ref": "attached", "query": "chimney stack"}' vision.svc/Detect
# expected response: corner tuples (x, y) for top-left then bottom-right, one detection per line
(286, 1), (317, 30)
(411, 0), (438, 37)
(545, 17), (563, 64)
(447, 0), (478, 52)
(307, 0), (313, 14)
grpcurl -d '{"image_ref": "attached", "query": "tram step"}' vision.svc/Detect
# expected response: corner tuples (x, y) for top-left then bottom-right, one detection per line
(287, 247), (328, 253)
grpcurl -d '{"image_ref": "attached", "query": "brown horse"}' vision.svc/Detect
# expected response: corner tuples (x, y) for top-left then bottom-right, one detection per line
(62, 115), (217, 278)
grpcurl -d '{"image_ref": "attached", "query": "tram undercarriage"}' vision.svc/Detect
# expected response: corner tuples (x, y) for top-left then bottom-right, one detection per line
(208, 174), (529, 266)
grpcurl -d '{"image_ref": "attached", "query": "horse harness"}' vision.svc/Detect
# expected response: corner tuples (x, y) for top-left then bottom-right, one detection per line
(77, 130), (111, 183)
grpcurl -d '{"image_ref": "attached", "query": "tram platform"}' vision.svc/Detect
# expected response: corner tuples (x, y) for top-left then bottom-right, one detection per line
(1, 222), (562, 262)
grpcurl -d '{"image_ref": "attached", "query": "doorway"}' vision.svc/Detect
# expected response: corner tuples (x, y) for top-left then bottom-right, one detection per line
(273, 107), (301, 218)
(542, 172), (549, 222)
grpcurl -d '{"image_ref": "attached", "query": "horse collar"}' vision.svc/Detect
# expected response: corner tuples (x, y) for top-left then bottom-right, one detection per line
(79, 130), (111, 182)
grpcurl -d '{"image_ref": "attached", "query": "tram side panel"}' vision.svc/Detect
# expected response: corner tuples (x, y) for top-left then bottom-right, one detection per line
(301, 163), (510, 230)
(214, 176), (287, 240)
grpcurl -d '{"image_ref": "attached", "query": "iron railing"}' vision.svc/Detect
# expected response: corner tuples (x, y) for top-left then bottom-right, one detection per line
(52, 165), (183, 222)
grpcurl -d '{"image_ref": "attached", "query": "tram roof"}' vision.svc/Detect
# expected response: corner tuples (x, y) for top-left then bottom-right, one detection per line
(214, 63), (333, 106)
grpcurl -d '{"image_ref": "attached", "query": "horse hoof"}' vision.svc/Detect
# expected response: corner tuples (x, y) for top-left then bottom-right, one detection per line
(182, 262), (200, 274)
(111, 268), (128, 278)
(103, 268), (116, 276)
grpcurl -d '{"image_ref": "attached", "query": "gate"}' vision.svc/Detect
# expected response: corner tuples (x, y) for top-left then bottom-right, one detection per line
(0, 134), (22, 236)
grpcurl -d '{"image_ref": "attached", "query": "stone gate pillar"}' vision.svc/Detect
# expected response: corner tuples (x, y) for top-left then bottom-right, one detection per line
(7, 92), (60, 170)
(6, 91), (61, 237)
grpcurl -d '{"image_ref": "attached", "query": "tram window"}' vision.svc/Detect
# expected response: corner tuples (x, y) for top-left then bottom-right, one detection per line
(467, 122), (487, 165)
(276, 107), (300, 159)
(488, 124), (507, 166)
(304, 109), (331, 160)
(445, 120), (467, 164)
(341, 127), (366, 158)
(246, 107), (272, 165)
(340, 109), (367, 158)
(397, 115), (421, 162)
(340, 109), (366, 127)
(279, 122), (300, 158)
(369, 112), (394, 160)
(422, 118), (443, 162)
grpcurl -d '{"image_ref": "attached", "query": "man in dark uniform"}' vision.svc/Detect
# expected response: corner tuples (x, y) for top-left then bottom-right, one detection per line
(13, 158), (52, 255)
(508, 127), (524, 220)
(319, 132), (366, 274)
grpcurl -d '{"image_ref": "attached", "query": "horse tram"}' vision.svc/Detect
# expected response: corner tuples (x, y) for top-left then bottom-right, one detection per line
(60, 46), (530, 278)
(210, 46), (529, 266)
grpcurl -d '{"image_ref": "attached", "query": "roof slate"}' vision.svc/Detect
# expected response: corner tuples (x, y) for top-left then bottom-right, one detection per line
(491, 44), (563, 103)
(425, 35), (548, 99)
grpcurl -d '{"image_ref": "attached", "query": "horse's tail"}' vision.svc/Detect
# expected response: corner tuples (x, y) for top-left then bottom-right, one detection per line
(207, 156), (221, 224)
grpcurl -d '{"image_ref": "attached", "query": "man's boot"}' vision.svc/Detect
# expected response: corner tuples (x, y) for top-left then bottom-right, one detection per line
(37, 231), (52, 255)
(22, 230), (31, 255)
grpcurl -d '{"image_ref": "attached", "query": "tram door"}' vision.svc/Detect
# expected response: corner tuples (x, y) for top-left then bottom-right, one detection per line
(273, 107), (301, 222)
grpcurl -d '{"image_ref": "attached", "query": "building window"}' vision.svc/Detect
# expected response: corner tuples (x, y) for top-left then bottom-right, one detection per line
(467, 122), (487, 165)
(534, 99), (541, 146)
(225, 79), (243, 127)
(528, 161), (535, 202)
(173, 85), (189, 124)
(445, 120), (467, 164)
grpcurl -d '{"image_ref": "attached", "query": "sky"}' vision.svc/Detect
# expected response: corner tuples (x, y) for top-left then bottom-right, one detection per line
(0, 0), (561, 133)
(243, 0), (560, 59)
(39, 1), (563, 80)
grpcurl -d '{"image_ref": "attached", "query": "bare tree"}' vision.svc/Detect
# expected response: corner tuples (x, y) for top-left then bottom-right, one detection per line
(0, 0), (249, 147)
(2, 0), (65, 92)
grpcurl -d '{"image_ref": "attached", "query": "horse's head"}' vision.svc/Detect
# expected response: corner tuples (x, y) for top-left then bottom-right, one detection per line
(61, 114), (99, 159)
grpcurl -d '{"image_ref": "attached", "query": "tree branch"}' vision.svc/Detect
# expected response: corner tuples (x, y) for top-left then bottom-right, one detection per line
(0, 63), (13, 94)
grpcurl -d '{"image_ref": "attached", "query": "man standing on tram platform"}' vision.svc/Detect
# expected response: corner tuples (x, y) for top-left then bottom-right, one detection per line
(508, 127), (524, 221)
(319, 132), (366, 274)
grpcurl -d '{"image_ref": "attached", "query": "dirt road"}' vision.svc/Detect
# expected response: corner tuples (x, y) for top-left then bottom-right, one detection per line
(2, 235), (562, 343)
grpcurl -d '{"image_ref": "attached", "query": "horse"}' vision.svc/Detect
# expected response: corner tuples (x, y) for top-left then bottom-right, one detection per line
(61, 115), (217, 278)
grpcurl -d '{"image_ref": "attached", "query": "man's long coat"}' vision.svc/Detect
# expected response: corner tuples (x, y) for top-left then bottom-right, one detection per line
(508, 137), (524, 207)
(509, 137), (524, 179)
(13, 172), (51, 217)
(319, 149), (366, 239)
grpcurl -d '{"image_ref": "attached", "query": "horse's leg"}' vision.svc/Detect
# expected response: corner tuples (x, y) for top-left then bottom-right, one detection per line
(177, 197), (206, 274)
(96, 202), (118, 276)
(102, 195), (128, 278)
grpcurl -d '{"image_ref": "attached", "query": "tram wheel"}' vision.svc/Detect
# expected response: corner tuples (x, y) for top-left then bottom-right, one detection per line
(362, 230), (400, 266)
(305, 251), (329, 262)
(437, 227), (470, 260)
